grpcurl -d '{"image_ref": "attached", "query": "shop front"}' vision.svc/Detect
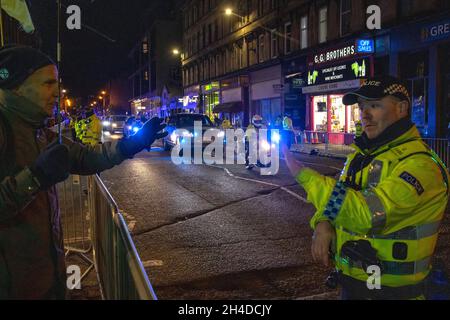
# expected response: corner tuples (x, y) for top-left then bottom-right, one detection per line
(283, 57), (307, 130)
(213, 76), (248, 127)
(201, 81), (220, 121)
(302, 41), (374, 144)
(250, 65), (283, 126)
(390, 15), (450, 137)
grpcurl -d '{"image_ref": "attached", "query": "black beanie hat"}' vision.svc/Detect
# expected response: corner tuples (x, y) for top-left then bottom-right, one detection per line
(0, 45), (55, 89)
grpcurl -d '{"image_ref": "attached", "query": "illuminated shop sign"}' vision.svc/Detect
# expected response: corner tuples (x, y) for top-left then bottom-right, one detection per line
(421, 19), (450, 42)
(313, 45), (356, 65)
(306, 58), (370, 86)
(178, 95), (198, 107)
(202, 82), (220, 92)
(356, 39), (374, 53)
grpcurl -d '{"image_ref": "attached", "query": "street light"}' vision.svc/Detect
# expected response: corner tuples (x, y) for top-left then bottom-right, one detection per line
(225, 8), (232, 15)
(172, 49), (180, 55)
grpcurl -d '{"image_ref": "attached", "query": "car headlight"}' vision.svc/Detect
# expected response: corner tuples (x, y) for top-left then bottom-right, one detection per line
(261, 140), (271, 151)
(272, 132), (281, 143)
(102, 121), (110, 126)
(112, 123), (117, 128)
(182, 132), (193, 138)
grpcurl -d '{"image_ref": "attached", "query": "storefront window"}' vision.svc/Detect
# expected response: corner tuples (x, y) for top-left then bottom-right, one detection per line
(313, 95), (328, 132)
(330, 95), (345, 133)
(204, 91), (220, 120)
(409, 78), (427, 134)
(260, 98), (281, 126)
(346, 103), (360, 133)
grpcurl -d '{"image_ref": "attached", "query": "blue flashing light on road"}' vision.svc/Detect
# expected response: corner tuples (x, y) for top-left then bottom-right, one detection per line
(272, 132), (281, 143)
(356, 39), (374, 53)
(133, 127), (139, 133)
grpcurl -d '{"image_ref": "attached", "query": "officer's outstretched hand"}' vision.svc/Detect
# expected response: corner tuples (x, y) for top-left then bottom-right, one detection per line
(281, 143), (304, 177)
(312, 221), (336, 267)
(118, 117), (168, 158)
(30, 142), (70, 190)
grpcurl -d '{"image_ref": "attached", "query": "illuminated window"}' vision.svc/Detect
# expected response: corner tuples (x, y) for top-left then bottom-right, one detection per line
(259, 34), (265, 63)
(340, 0), (351, 36)
(313, 96), (328, 132)
(284, 22), (292, 54)
(300, 15), (308, 49)
(271, 29), (278, 58)
(319, 7), (327, 43)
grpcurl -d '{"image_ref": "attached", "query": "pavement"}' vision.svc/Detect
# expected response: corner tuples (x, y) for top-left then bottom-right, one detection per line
(291, 143), (353, 159)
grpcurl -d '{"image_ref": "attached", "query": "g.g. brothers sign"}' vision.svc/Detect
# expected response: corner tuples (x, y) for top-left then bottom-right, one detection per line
(309, 40), (373, 67)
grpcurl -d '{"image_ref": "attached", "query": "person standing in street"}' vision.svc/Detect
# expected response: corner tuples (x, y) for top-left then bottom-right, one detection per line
(81, 109), (102, 146)
(0, 45), (168, 299)
(283, 76), (449, 299)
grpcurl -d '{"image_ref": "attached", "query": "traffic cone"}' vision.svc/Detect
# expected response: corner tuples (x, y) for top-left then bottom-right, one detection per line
(313, 132), (319, 144)
(310, 132), (315, 144)
(302, 131), (308, 144)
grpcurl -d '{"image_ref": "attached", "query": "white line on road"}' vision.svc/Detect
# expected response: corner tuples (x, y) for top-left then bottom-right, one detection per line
(280, 187), (308, 202)
(142, 260), (164, 268)
(207, 164), (308, 203)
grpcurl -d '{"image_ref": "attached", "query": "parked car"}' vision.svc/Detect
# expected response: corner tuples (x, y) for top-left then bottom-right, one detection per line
(162, 113), (221, 151)
(102, 115), (128, 134)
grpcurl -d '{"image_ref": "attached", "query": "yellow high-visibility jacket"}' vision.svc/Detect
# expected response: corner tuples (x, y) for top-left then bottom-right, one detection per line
(75, 119), (84, 141)
(222, 119), (232, 129)
(297, 125), (449, 289)
(283, 116), (293, 130)
(81, 114), (102, 145)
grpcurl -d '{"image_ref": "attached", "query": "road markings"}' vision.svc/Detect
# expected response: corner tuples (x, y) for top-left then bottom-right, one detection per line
(207, 164), (307, 203)
(142, 260), (164, 268)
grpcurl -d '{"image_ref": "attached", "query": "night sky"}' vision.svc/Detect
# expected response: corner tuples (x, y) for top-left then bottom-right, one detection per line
(28, 0), (170, 103)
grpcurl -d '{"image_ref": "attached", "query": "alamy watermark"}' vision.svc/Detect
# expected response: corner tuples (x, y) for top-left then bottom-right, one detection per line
(66, 265), (81, 290)
(366, 265), (382, 290)
(169, 121), (280, 176)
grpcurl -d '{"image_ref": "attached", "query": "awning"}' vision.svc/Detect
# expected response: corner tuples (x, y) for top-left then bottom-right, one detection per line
(213, 102), (243, 113)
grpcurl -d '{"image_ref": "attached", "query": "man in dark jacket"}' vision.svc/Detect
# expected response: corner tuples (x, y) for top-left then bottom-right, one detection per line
(0, 45), (167, 299)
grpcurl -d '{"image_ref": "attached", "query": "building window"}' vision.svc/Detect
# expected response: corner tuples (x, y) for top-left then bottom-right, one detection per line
(142, 41), (148, 54)
(399, 0), (414, 17)
(203, 25), (206, 47)
(271, 29), (278, 58)
(258, 34), (265, 63)
(271, 0), (278, 10)
(319, 7), (327, 44)
(258, 0), (264, 17)
(300, 15), (308, 49)
(208, 24), (212, 44)
(284, 22), (292, 54)
(214, 20), (219, 41)
(340, 0), (351, 36)
(246, 0), (251, 22)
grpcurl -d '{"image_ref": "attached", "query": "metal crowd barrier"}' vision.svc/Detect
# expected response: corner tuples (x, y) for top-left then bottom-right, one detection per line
(422, 138), (450, 169)
(59, 175), (94, 289)
(87, 174), (157, 300)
